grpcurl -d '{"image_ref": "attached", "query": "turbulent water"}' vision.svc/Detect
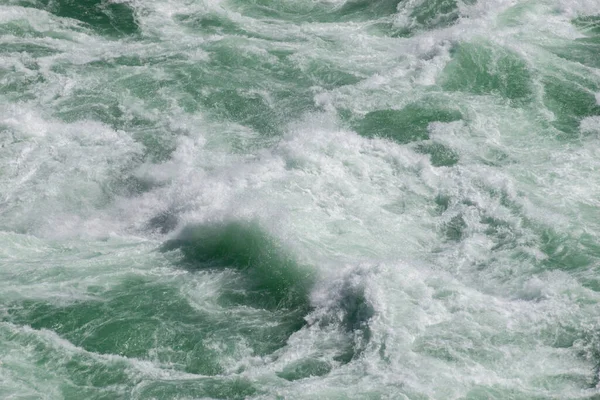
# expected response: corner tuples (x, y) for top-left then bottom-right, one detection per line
(2, 0), (600, 398)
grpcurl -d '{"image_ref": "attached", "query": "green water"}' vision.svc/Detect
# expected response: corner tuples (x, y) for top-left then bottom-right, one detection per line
(2, 0), (600, 398)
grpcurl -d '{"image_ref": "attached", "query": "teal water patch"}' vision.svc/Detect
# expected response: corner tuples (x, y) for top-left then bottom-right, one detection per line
(403, 0), (470, 34)
(276, 358), (331, 381)
(13, 0), (140, 38)
(541, 72), (600, 136)
(173, 39), (356, 134)
(146, 211), (179, 234)
(160, 44), (306, 135)
(163, 221), (315, 311)
(572, 15), (600, 35)
(440, 42), (534, 105)
(47, 68), (178, 164)
(544, 17), (600, 69)
(373, 0), (469, 37)
(3, 272), (307, 380)
(0, 62), (45, 101)
(549, 37), (600, 69)
(0, 322), (132, 399)
(537, 229), (600, 273)
(442, 214), (467, 241)
(162, 221), (380, 368)
(226, 0), (401, 23)
(308, 273), (375, 365)
(416, 142), (460, 166)
(332, 286), (374, 363)
(200, 88), (281, 135)
(540, 18), (600, 134)
(0, 321), (259, 400)
(334, 0), (402, 20)
(5, 279), (225, 375)
(0, 18), (46, 38)
(0, 41), (58, 57)
(302, 59), (364, 89)
(54, 91), (125, 128)
(409, 0), (460, 29)
(434, 180), (600, 293)
(352, 102), (462, 143)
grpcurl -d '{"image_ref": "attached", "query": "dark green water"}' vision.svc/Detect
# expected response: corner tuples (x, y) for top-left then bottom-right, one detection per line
(2, 0), (600, 398)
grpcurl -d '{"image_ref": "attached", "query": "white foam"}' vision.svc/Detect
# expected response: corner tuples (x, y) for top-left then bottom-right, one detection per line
(557, 0), (600, 17)
(581, 116), (600, 133)
(0, 105), (144, 237)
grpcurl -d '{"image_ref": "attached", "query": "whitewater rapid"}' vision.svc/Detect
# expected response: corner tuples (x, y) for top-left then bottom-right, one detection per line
(2, 0), (600, 398)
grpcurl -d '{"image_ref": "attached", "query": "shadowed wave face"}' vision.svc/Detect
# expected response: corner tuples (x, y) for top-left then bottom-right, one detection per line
(14, 0), (140, 37)
(2, 0), (600, 398)
(162, 222), (315, 311)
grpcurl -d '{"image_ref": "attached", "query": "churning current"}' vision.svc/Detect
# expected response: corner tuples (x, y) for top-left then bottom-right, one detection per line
(2, 0), (600, 398)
